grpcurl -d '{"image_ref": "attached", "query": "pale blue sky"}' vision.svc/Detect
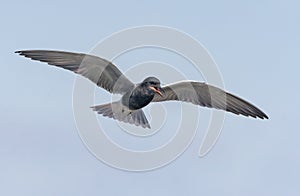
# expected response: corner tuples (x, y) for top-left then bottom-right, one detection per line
(1, 0), (300, 195)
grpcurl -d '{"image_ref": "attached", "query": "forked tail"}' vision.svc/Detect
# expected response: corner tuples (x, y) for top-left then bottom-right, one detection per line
(91, 102), (151, 129)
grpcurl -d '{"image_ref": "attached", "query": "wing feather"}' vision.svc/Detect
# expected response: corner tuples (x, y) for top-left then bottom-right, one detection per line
(16, 50), (134, 94)
(152, 81), (268, 119)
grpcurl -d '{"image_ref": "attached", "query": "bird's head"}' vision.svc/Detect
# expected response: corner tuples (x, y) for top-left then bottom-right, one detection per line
(142, 77), (164, 97)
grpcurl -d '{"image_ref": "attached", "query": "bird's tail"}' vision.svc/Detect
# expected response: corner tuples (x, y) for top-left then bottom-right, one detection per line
(91, 102), (151, 128)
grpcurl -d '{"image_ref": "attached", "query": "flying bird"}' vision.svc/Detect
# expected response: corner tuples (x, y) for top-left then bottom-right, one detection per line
(16, 50), (268, 128)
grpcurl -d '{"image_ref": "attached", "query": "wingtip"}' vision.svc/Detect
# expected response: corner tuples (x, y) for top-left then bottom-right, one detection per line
(15, 50), (33, 55)
(257, 113), (269, 120)
(15, 50), (26, 55)
(260, 110), (269, 120)
(145, 124), (151, 129)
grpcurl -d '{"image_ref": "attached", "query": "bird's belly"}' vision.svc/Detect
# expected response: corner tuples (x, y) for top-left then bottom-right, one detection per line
(126, 94), (154, 110)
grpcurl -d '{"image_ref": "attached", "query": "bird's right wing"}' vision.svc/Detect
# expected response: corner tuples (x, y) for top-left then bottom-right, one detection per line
(16, 50), (135, 94)
(152, 81), (268, 119)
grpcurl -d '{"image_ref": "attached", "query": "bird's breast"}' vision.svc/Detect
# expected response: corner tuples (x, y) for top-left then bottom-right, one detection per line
(121, 89), (154, 110)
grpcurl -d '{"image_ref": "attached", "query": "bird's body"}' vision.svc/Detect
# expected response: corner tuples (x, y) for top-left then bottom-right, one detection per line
(16, 50), (268, 128)
(122, 88), (154, 110)
(121, 85), (153, 110)
(122, 77), (162, 110)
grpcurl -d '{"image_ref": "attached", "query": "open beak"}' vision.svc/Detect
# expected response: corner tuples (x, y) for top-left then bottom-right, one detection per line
(150, 86), (164, 97)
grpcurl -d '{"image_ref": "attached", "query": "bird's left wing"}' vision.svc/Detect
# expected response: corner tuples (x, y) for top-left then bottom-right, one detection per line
(152, 81), (268, 119)
(16, 50), (135, 94)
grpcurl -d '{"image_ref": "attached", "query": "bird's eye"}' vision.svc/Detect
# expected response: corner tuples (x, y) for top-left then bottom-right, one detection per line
(150, 81), (155, 85)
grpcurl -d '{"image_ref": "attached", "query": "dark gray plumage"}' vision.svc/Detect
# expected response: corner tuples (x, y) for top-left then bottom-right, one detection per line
(15, 50), (134, 94)
(152, 82), (268, 119)
(16, 50), (268, 128)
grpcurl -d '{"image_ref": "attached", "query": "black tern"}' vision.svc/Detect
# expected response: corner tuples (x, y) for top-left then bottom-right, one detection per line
(16, 50), (268, 128)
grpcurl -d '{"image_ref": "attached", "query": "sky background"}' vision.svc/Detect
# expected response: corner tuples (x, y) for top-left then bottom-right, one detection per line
(1, 0), (300, 195)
